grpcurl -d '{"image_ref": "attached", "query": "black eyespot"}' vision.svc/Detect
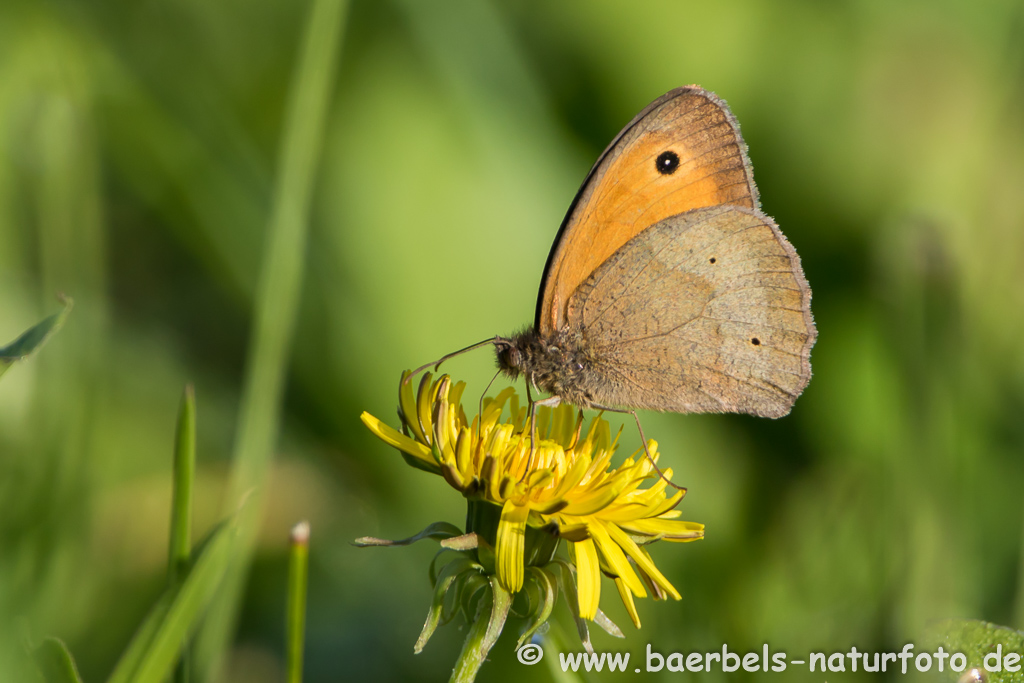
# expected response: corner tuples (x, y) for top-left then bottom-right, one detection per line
(655, 151), (680, 175)
(751, 338), (761, 346)
(709, 257), (717, 264)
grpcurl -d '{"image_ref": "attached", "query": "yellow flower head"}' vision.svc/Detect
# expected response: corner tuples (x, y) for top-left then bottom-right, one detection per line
(361, 371), (704, 628)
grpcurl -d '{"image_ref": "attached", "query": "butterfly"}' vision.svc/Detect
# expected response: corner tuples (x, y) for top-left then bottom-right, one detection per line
(420, 86), (815, 443)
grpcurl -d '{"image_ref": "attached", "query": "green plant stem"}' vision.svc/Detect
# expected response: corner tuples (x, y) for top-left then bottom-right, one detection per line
(195, 0), (348, 678)
(286, 522), (310, 683)
(169, 385), (196, 683)
(450, 599), (492, 683)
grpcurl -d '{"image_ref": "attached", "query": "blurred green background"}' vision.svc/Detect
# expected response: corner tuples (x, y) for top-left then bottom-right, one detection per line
(3, 0), (1024, 680)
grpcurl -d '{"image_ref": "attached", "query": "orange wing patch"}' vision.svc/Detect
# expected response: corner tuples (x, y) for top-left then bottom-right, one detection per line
(537, 86), (759, 335)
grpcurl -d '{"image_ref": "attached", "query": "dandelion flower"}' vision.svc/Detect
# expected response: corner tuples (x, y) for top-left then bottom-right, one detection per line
(357, 371), (704, 682)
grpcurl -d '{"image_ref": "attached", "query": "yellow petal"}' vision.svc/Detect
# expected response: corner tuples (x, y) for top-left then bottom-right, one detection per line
(398, 371), (427, 444)
(561, 480), (626, 516)
(454, 426), (472, 477)
(604, 523), (681, 600)
(588, 521), (646, 598)
(614, 577), (641, 629)
(415, 373), (436, 444)
(621, 519), (704, 541)
(554, 522), (590, 542)
(574, 537), (601, 620)
(496, 500), (529, 593)
(360, 412), (434, 466)
(449, 380), (467, 418)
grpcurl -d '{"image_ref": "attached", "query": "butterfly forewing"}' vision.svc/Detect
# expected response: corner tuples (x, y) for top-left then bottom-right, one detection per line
(565, 205), (815, 417)
(538, 87), (759, 336)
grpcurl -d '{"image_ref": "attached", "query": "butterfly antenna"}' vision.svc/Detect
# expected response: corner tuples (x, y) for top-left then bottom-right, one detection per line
(405, 337), (496, 384)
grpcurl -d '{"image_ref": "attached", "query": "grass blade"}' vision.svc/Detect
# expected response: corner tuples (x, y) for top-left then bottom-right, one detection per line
(194, 0), (349, 676)
(169, 385), (197, 683)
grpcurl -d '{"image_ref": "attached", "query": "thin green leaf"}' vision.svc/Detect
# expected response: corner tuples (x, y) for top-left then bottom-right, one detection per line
(0, 298), (72, 380)
(169, 385), (196, 580)
(33, 637), (84, 683)
(169, 385), (196, 683)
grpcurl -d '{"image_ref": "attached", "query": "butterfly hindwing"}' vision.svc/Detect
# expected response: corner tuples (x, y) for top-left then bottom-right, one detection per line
(565, 205), (815, 417)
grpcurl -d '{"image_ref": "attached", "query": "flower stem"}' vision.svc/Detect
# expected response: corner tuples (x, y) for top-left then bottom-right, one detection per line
(450, 601), (492, 683)
(287, 522), (310, 683)
(450, 577), (511, 683)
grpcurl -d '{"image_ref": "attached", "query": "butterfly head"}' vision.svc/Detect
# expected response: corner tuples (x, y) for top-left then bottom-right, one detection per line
(493, 332), (529, 381)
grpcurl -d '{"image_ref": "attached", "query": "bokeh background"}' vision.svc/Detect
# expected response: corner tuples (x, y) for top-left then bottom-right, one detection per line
(3, 0), (1024, 680)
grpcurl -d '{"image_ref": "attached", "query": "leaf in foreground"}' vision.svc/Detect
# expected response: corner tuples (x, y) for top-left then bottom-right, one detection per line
(106, 518), (237, 683)
(0, 298), (73, 380)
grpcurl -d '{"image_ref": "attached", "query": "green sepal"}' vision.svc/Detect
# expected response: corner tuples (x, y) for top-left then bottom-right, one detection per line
(352, 521), (463, 547)
(547, 558), (592, 655)
(459, 572), (492, 623)
(593, 608), (624, 639)
(440, 532), (483, 551)
(415, 557), (477, 654)
(516, 566), (557, 650)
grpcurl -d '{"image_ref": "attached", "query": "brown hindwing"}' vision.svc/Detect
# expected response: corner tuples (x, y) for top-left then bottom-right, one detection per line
(565, 205), (815, 417)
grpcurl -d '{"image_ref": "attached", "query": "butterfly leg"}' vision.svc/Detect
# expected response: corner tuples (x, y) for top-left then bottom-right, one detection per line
(590, 404), (685, 492)
(477, 368), (502, 425)
(524, 379), (561, 469)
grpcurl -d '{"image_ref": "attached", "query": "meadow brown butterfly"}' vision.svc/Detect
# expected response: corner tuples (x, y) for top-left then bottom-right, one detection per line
(421, 86), (815, 427)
